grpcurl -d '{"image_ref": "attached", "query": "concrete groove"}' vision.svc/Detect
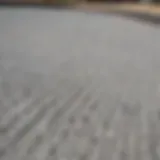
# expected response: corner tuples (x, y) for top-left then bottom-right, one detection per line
(8, 97), (57, 147)
(31, 82), (102, 160)
(6, 80), (90, 160)
(0, 63), (73, 129)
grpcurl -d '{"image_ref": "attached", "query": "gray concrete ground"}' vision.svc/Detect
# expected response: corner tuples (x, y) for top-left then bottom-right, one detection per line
(0, 7), (160, 160)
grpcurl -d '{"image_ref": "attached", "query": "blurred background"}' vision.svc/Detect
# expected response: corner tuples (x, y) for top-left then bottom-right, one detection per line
(0, 0), (159, 16)
(0, 0), (159, 3)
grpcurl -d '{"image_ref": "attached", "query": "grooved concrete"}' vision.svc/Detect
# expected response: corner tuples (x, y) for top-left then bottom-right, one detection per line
(0, 7), (160, 160)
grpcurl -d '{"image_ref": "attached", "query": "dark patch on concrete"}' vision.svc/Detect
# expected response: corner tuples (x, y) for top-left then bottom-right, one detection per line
(79, 153), (89, 160)
(120, 151), (128, 160)
(82, 114), (90, 124)
(1, 80), (11, 98)
(23, 86), (32, 99)
(148, 112), (160, 160)
(48, 144), (57, 156)
(158, 110), (160, 120)
(0, 148), (6, 158)
(11, 98), (19, 106)
(121, 102), (132, 115)
(82, 94), (92, 106)
(0, 126), (8, 134)
(103, 120), (109, 130)
(27, 134), (43, 154)
(90, 136), (99, 146)
(89, 99), (98, 112)
(0, 115), (20, 134)
(60, 128), (69, 141)
(68, 115), (76, 125)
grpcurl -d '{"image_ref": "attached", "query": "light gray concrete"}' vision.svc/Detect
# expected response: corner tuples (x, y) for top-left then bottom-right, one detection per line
(0, 7), (160, 160)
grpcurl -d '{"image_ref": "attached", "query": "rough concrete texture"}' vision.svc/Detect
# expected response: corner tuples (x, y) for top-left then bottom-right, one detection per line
(0, 7), (160, 160)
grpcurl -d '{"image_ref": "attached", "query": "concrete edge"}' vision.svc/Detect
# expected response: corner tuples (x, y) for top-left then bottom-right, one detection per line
(0, 4), (159, 25)
(108, 10), (160, 25)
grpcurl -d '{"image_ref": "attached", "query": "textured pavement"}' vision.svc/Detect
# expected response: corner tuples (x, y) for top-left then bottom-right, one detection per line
(0, 7), (160, 160)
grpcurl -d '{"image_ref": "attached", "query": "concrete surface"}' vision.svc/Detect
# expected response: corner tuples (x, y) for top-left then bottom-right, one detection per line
(0, 7), (160, 160)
